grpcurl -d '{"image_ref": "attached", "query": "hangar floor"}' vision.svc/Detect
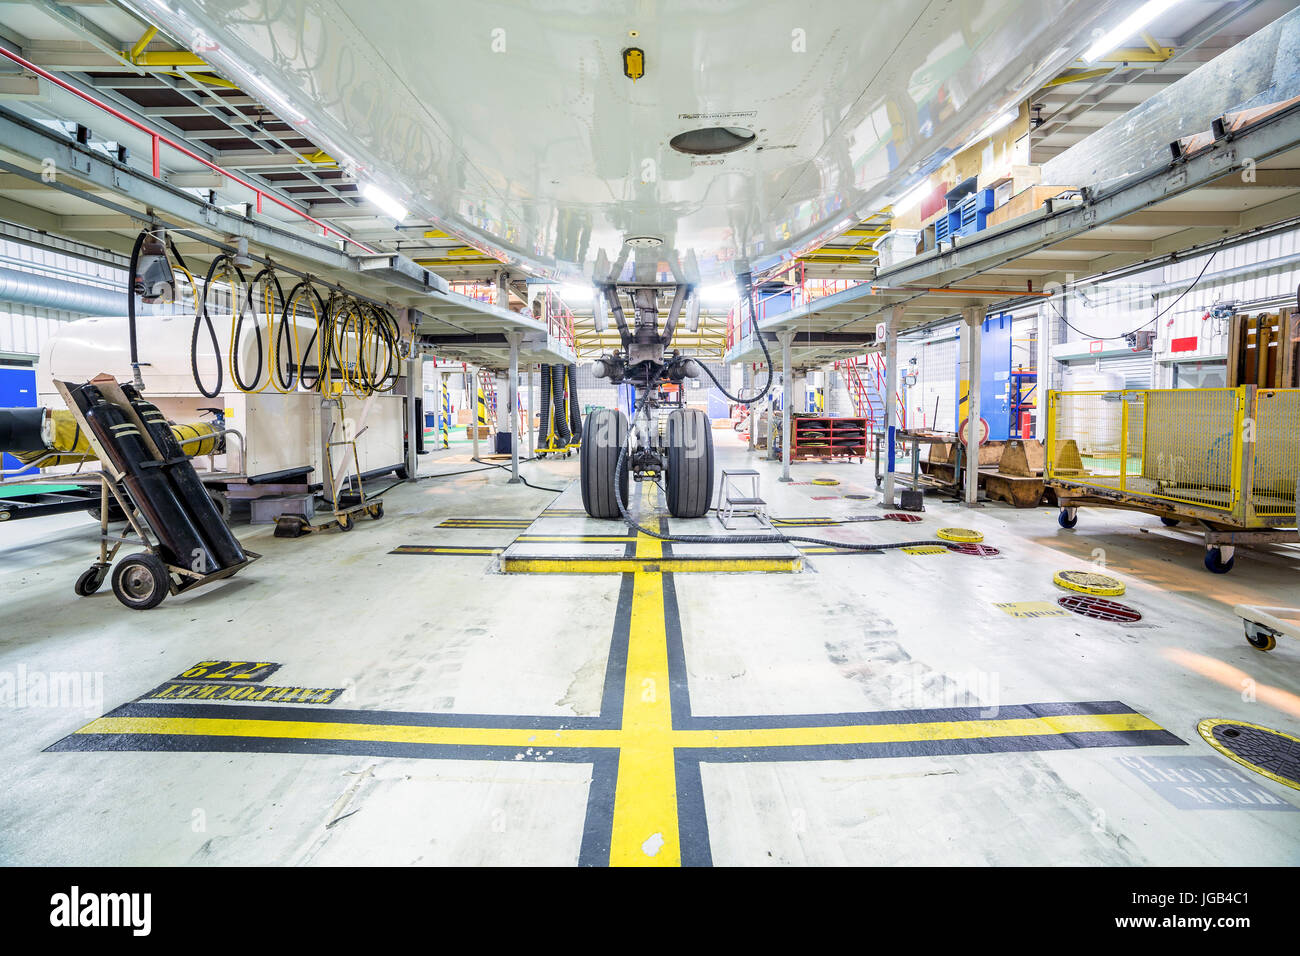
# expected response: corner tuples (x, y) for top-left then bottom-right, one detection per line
(1, 431), (1297, 866)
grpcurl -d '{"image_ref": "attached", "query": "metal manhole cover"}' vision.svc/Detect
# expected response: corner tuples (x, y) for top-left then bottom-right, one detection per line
(884, 513), (922, 522)
(1057, 595), (1141, 622)
(937, 527), (983, 543)
(1197, 719), (1300, 791)
(845, 494), (872, 500)
(948, 543), (1001, 557)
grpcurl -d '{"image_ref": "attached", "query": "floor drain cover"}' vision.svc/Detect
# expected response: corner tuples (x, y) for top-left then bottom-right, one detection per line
(884, 513), (922, 522)
(811, 478), (840, 486)
(1197, 719), (1300, 791)
(1057, 595), (1141, 622)
(937, 527), (983, 543)
(1053, 569), (1125, 596)
(948, 543), (1001, 557)
(845, 494), (872, 500)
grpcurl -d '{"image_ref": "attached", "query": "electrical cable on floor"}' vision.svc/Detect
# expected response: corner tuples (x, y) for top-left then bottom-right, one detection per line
(1047, 251), (1218, 341)
(609, 394), (948, 553)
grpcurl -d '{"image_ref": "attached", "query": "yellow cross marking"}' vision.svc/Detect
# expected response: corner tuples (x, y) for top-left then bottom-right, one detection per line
(61, 485), (1184, 865)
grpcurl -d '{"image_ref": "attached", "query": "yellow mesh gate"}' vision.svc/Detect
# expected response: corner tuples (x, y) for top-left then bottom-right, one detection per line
(1047, 387), (1298, 525)
(1254, 389), (1300, 517)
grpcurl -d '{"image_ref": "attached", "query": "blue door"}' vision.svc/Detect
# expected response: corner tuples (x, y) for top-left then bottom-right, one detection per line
(1, 365), (39, 472)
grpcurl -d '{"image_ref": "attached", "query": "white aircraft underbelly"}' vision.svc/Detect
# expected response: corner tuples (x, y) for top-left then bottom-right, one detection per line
(124, 0), (1126, 282)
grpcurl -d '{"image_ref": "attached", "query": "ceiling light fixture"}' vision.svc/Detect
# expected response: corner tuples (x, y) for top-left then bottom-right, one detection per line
(1083, 0), (1185, 63)
(362, 183), (408, 221)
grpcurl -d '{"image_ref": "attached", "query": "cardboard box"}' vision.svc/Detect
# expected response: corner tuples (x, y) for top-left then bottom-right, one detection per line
(464, 425), (491, 439)
(455, 409), (472, 425)
(986, 185), (1074, 229)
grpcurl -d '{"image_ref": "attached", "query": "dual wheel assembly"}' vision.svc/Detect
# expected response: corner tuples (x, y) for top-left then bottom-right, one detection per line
(580, 407), (714, 519)
(73, 552), (172, 610)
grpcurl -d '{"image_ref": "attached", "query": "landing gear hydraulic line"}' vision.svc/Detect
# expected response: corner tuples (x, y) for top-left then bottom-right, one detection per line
(581, 271), (948, 552)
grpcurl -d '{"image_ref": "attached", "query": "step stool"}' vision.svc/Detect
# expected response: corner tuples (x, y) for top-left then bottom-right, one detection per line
(717, 469), (767, 530)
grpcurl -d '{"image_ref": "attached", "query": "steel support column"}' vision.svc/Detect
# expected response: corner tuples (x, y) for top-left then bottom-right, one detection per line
(506, 333), (522, 483)
(777, 330), (796, 482)
(882, 306), (903, 507)
(962, 306), (984, 507)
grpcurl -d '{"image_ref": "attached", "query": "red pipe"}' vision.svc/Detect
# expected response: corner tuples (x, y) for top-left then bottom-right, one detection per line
(0, 46), (375, 255)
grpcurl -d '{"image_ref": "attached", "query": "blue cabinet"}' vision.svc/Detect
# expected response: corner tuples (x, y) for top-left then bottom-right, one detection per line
(1, 365), (38, 472)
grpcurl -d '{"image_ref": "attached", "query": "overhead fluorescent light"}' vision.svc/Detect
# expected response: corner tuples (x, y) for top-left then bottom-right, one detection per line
(1083, 0), (1184, 63)
(889, 181), (931, 215)
(959, 109), (1019, 153)
(556, 283), (592, 302)
(362, 183), (408, 221)
(700, 282), (738, 304)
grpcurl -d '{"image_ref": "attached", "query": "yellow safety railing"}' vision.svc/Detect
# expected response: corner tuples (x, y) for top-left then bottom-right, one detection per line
(1045, 387), (1298, 526)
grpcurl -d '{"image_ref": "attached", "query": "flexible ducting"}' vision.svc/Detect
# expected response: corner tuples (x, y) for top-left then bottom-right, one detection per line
(535, 364), (554, 450)
(549, 363), (571, 447)
(0, 264), (163, 317)
(566, 364), (582, 445)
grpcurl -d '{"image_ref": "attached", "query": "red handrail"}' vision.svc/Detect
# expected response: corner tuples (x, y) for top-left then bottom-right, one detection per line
(0, 46), (376, 254)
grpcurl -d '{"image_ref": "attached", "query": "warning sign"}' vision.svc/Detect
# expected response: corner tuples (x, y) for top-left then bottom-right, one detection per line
(994, 601), (1070, 619)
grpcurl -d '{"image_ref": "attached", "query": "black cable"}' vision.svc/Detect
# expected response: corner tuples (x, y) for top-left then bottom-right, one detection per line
(471, 456), (568, 493)
(126, 229), (146, 388)
(609, 394), (948, 553)
(1048, 251), (1218, 341)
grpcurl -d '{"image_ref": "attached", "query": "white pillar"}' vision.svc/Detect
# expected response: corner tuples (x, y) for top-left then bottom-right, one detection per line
(961, 306), (984, 507)
(881, 306), (903, 507)
(778, 330), (795, 482)
(507, 333), (521, 483)
(526, 363), (535, 459)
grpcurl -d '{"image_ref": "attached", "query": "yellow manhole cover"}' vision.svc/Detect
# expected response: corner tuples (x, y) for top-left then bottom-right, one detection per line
(1197, 719), (1300, 791)
(936, 527), (983, 543)
(1053, 569), (1125, 596)
(811, 478), (840, 486)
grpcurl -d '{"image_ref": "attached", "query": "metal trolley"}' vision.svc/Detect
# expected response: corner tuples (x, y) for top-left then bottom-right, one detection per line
(1045, 386), (1299, 573)
(37, 379), (259, 609)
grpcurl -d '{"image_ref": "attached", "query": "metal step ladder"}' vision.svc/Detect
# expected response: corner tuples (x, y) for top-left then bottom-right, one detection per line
(716, 468), (767, 530)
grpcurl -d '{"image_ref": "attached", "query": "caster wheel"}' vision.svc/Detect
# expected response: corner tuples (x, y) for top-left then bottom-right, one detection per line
(74, 564), (108, 597)
(1203, 547), (1234, 574)
(1245, 628), (1277, 652)
(1057, 509), (1078, 529)
(208, 489), (230, 521)
(337, 512), (355, 532)
(111, 553), (170, 610)
(366, 502), (384, 520)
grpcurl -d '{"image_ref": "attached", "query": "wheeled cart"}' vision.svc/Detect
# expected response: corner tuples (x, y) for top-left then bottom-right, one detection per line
(52, 376), (258, 609)
(1046, 386), (1299, 573)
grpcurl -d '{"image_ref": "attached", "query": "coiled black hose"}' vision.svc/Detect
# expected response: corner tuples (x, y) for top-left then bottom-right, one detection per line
(566, 364), (582, 444)
(536, 364), (554, 449)
(202, 254), (263, 392)
(549, 364), (571, 446)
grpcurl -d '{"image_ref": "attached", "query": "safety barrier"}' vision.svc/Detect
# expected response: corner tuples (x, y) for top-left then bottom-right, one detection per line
(1045, 387), (1298, 526)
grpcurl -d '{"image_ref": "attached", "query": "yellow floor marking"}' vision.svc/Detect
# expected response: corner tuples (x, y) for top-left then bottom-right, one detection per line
(74, 478), (1175, 867)
(500, 557), (801, 573)
(609, 482), (679, 866)
(76, 710), (1157, 751)
(77, 716), (617, 749)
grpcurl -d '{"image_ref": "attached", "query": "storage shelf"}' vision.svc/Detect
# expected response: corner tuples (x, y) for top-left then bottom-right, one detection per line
(791, 416), (869, 461)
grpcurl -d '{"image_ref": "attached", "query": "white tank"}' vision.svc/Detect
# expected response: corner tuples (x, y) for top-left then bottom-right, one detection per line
(38, 313), (322, 398)
(1065, 368), (1124, 455)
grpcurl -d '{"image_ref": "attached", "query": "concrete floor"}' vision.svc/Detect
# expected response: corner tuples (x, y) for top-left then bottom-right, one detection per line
(1, 430), (1297, 866)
